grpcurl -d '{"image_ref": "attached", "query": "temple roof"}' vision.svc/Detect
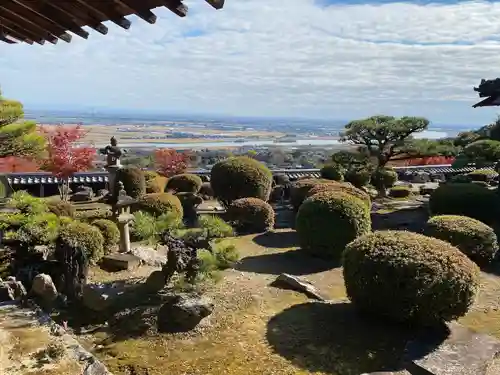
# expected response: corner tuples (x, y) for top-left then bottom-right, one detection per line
(0, 0), (224, 45)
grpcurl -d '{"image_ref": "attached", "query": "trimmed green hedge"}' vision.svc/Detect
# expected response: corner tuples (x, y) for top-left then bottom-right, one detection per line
(296, 191), (371, 260)
(388, 186), (411, 198)
(226, 197), (275, 233)
(92, 219), (120, 253)
(136, 192), (183, 219)
(320, 164), (344, 181)
(343, 230), (480, 325)
(57, 221), (105, 264)
(166, 173), (203, 193)
(117, 167), (146, 198)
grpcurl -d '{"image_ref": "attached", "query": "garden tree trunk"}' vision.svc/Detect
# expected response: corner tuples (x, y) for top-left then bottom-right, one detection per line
(58, 178), (71, 201)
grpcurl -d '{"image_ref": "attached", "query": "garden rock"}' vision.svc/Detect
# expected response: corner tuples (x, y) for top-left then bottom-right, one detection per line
(31, 273), (58, 303)
(82, 283), (124, 312)
(70, 186), (94, 202)
(412, 172), (431, 183)
(144, 270), (166, 293)
(101, 253), (140, 271)
(97, 189), (109, 197)
(0, 277), (26, 301)
(157, 294), (214, 333)
(130, 245), (167, 267)
(271, 273), (326, 301)
(0, 282), (14, 301)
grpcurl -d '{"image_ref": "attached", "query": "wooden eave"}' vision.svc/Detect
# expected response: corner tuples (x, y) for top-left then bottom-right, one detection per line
(0, 0), (225, 45)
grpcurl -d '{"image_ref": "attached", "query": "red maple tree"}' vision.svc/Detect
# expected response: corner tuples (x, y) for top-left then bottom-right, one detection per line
(405, 156), (456, 166)
(0, 156), (40, 173)
(154, 148), (188, 177)
(41, 124), (96, 200)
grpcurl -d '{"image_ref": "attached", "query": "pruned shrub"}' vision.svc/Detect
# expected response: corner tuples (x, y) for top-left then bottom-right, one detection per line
(419, 185), (437, 196)
(320, 164), (344, 181)
(145, 171), (167, 193)
(57, 221), (105, 264)
(345, 168), (371, 188)
(296, 191), (371, 260)
(7, 191), (47, 215)
(210, 156), (273, 206)
(371, 168), (398, 190)
(305, 182), (371, 208)
(199, 182), (214, 199)
(429, 183), (500, 226)
(388, 186), (411, 198)
(74, 208), (112, 221)
(290, 178), (336, 211)
(226, 197), (275, 233)
(136, 193), (183, 219)
(166, 173), (203, 193)
(343, 231), (480, 325)
(47, 201), (75, 218)
(450, 174), (471, 183)
(273, 174), (290, 186)
(117, 166), (146, 198)
(13, 213), (60, 246)
(425, 215), (498, 265)
(468, 169), (497, 182)
(92, 219), (120, 253)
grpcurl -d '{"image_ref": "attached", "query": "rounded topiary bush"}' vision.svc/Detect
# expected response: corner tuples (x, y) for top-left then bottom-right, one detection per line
(388, 186), (411, 198)
(320, 164), (344, 181)
(425, 215), (498, 265)
(117, 166), (146, 198)
(92, 219), (120, 253)
(343, 231), (480, 325)
(166, 173), (203, 193)
(210, 157), (273, 206)
(57, 221), (105, 264)
(345, 168), (371, 188)
(136, 193), (183, 219)
(226, 197), (275, 233)
(468, 169), (497, 182)
(305, 182), (371, 208)
(371, 168), (398, 190)
(296, 191), (371, 260)
(144, 171), (167, 193)
(47, 201), (75, 218)
(429, 183), (500, 226)
(290, 178), (336, 211)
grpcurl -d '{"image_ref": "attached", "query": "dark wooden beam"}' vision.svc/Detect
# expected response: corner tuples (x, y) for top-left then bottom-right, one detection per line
(12, 0), (89, 39)
(0, 32), (17, 44)
(113, 0), (157, 24)
(1, 1), (72, 43)
(73, 0), (132, 30)
(205, 0), (225, 10)
(0, 6), (59, 44)
(0, 19), (38, 45)
(163, 0), (188, 17)
(44, 1), (109, 35)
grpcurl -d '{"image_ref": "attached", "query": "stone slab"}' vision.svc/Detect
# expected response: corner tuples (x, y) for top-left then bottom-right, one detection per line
(101, 253), (140, 271)
(405, 323), (500, 375)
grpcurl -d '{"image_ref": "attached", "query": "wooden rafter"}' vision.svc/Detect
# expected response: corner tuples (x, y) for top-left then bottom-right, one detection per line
(0, 0), (226, 45)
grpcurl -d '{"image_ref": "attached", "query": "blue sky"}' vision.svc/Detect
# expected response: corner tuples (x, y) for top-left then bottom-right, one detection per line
(1, 0), (500, 126)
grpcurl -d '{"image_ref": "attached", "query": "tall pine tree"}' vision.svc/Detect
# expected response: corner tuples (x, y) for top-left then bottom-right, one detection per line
(0, 88), (45, 158)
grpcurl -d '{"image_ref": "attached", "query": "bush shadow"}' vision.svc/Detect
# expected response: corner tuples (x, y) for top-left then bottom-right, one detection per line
(371, 206), (428, 233)
(237, 249), (339, 276)
(252, 231), (299, 249)
(266, 302), (448, 374)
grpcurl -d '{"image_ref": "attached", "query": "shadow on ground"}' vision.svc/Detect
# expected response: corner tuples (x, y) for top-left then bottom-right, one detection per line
(266, 302), (448, 374)
(237, 249), (338, 276)
(371, 206), (428, 233)
(252, 231), (299, 249)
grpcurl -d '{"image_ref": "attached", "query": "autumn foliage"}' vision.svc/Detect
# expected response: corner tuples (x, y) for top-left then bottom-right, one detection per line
(154, 148), (188, 177)
(40, 125), (95, 199)
(0, 157), (40, 173)
(404, 156), (456, 166)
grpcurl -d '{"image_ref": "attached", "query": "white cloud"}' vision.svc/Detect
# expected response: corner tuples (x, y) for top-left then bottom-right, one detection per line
(1, 0), (500, 125)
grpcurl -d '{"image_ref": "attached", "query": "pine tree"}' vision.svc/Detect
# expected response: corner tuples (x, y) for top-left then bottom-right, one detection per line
(0, 89), (45, 158)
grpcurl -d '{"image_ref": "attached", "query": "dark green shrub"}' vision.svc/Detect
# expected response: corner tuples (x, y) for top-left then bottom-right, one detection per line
(345, 168), (371, 188)
(136, 193), (183, 219)
(199, 182), (214, 199)
(269, 185), (285, 203)
(371, 168), (398, 190)
(425, 215), (498, 265)
(92, 219), (120, 253)
(14, 213), (60, 246)
(388, 186), (411, 198)
(166, 173), (203, 193)
(144, 171), (167, 193)
(305, 182), (371, 208)
(296, 191), (371, 260)
(450, 174), (471, 183)
(57, 221), (105, 264)
(210, 157), (273, 206)
(290, 178), (336, 211)
(320, 164), (344, 181)
(47, 201), (75, 218)
(429, 183), (500, 226)
(343, 231), (480, 325)
(468, 169), (497, 182)
(226, 198), (275, 233)
(116, 166), (146, 198)
(419, 185), (437, 195)
(273, 174), (290, 186)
